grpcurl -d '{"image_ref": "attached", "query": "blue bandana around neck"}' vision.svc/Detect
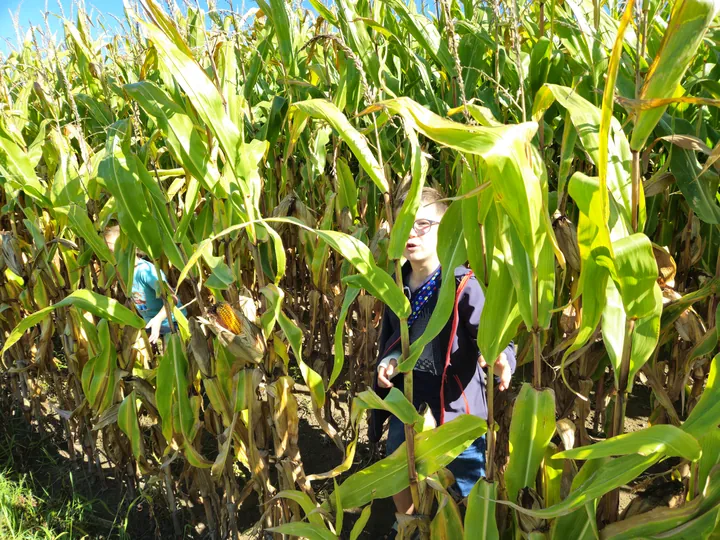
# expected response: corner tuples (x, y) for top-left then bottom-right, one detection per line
(407, 266), (442, 328)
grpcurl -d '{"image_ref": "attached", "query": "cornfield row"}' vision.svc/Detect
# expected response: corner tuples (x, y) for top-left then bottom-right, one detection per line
(1, 0), (720, 537)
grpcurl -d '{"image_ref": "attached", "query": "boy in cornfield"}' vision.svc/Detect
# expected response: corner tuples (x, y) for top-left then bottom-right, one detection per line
(369, 187), (516, 534)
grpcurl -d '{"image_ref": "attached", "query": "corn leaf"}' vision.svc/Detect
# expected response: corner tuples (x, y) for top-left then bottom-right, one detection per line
(682, 354), (720, 439)
(554, 424), (702, 461)
(118, 391), (144, 460)
(505, 383), (557, 503)
(465, 480), (499, 540)
(293, 99), (388, 193)
(2, 289), (144, 356)
(330, 414), (487, 509)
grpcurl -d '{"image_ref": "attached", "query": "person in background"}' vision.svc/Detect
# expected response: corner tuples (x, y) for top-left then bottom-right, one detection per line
(369, 187), (516, 535)
(103, 225), (186, 343)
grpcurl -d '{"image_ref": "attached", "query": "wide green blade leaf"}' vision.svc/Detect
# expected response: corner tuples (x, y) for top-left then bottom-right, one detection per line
(630, 0), (720, 151)
(388, 115), (427, 260)
(278, 310), (326, 409)
(293, 99), (388, 193)
(555, 424), (702, 461)
(118, 391), (144, 460)
(331, 414), (486, 509)
(478, 247), (522, 366)
(2, 289), (144, 355)
(60, 204), (116, 265)
(505, 453), (661, 519)
(99, 120), (163, 260)
(465, 480), (499, 540)
(682, 354), (720, 439)
(505, 384), (557, 503)
(599, 465), (720, 539)
(124, 81), (221, 193)
(331, 287), (360, 387)
(267, 522), (335, 540)
(534, 84), (640, 231)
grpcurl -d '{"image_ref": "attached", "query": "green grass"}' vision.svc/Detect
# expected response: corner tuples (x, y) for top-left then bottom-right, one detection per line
(0, 470), (69, 539)
(0, 408), (162, 539)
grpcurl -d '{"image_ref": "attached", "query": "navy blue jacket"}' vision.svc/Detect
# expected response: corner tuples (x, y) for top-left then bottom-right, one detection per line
(368, 263), (516, 443)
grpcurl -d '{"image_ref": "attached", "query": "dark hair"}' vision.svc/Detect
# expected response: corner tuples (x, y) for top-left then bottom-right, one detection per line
(395, 186), (448, 215)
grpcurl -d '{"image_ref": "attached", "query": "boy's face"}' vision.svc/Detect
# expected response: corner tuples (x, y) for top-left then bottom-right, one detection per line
(104, 231), (119, 255)
(403, 202), (443, 265)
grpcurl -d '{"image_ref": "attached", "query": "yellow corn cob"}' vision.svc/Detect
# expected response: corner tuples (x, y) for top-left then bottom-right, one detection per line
(214, 302), (243, 335)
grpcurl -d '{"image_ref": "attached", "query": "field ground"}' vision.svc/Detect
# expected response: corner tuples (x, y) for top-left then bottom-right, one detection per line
(0, 371), (669, 539)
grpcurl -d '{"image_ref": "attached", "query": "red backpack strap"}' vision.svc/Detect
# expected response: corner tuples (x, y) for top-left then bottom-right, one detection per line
(439, 270), (474, 425)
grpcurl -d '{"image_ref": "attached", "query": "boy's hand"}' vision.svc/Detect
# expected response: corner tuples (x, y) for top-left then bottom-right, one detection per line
(377, 358), (398, 388)
(479, 352), (512, 391)
(146, 315), (164, 344)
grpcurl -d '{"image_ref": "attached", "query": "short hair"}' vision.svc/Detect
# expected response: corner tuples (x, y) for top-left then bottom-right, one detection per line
(395, 186), (448, 215)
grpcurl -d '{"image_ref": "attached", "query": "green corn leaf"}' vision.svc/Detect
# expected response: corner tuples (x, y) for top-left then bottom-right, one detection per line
(602, 279), (663, 393)
(331, 287), (360, 388)
(124, 81), (221, 194)
(554, 424), (702, 461)
(505, 384), (557, 503)
(99, 120), (163, 260)
(504, 453), (661, 519)
(267, 523), (335, 540)
(306, 387), (425, 483)
(388, 115), (427, 260)
(465, 480), (499, 540)
(274, 490), (325, 527)
(277, 310), (326, 409)
(550, 458), (606, 540)
(460, 163), (488, 284)
(0, 120), (49, 206)
(383, 0), (456, 76)
(561, 173), (613, 387)
(431, 490), (464, 539)
(118, 391), (144, 460)
(243, 29), (274, 100)
(258, 0), (294, 75)
(682, 354), (720, 439)
(350, 505), (372, 540)
(630, 0), (720, 151)
(330, 414), (487, 509)
(599, 465), (720, 539)
(610, 233), (660, 319)
(544, 443), (564, 509)
(529, 37), (553, 97)
(354, 387), (425, 429)
(1, 290), (144, 356)
(138, 3), (242, 169)
(656, 117), (720, 224)
(81, 319), (117, 413)
(557, 111), (577, 197)
(533, 84), (640, 231)
(293, 99), (388, 193)
(696, 430), (720, 496)
(59, 204), (116, 265)
(496, 209), (555, 331)
(335, 158), (359, 219)
(478, 246), (522, 365)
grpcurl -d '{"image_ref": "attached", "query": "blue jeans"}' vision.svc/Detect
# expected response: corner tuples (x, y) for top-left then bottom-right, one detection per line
(386, 415), (486, 498)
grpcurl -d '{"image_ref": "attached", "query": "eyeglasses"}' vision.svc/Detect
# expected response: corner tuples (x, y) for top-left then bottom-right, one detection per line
(412, 219), (440, 236)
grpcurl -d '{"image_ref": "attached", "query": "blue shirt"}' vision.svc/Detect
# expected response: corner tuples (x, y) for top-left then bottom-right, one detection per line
(132, 259), (185, 322)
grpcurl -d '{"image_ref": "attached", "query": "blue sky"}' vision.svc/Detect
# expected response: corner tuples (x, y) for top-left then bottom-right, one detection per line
(0, 0), (126, 52)
(0, 0), (245, 54)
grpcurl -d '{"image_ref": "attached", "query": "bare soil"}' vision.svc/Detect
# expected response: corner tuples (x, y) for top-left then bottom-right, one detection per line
(0, 371), (666, 539)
